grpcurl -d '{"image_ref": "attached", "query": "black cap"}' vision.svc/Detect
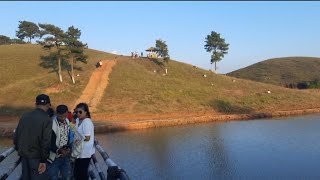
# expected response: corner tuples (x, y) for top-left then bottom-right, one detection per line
(36, 94), (51, 105)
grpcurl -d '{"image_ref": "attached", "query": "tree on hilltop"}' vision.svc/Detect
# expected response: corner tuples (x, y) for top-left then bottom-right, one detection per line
(155, 39), (170, 74)
(204, 31), (229, 72)
(38, 23), (67, 82)
(64, 26), (88, 84)
(16, 21), (40, 43)
(10, 38), (26, 44)
(0, 35), (26, 45)
(0, 35), (10, 45)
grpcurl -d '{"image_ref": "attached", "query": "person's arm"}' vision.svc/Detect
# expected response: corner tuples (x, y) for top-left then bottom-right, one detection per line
(40, 117), (52, 163)
(82, 120), (92, 141)
(13, 120), (21, 150)
(50, 131), (59, 153)
(67, 124), (74, 146)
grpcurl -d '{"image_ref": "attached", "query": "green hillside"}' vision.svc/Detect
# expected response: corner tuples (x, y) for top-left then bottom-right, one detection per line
(1, 45), (320, 116)
(99, 57), (320, 114)
(227, 57), (320, 87)
(0, 44), (116, 115)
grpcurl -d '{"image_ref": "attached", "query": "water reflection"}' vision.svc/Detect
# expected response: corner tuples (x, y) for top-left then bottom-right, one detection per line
(96, 114), (320, 180)
(206, 123), (235, 179)
(96, 123), (236, 179)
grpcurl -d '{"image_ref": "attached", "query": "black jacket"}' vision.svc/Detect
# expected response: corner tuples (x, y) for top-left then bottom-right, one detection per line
(13, 108), (52, 163)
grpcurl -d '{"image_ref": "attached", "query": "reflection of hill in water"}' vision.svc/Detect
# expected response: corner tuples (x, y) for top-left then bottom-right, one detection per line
(93, 114), (320, 179)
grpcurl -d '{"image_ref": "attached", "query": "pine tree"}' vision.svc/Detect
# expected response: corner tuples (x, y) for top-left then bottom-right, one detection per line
(204, 31), (229, 72)
(38, 23), (67, 82)
(16, 21), (40, 43)
(155, 39), (170, 74)
(64, 26), (88, 84)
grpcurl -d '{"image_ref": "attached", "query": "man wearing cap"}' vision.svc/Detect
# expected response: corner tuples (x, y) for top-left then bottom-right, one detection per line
(14, 94), (53, 180)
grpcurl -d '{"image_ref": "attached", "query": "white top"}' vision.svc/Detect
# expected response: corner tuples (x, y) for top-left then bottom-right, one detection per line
(75, 117), (95, 158)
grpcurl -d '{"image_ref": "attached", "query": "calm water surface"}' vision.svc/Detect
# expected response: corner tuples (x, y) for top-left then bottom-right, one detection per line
(1, 114), (320, 179)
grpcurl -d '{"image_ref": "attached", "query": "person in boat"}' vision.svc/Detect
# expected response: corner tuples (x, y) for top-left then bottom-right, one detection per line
(13, 94), (52, 179)
(73, 103), (95, 180)
(47, 104), (74, 180)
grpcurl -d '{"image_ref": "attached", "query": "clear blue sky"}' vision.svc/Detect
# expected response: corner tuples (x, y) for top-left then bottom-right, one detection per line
(1, 1), (320, 73)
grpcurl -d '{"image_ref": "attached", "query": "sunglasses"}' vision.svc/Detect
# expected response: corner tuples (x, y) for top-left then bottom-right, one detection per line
(75, 110), (83, 114)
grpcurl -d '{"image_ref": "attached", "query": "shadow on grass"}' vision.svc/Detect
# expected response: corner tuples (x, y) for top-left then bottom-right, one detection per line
(39, 53), (58, 74)
(39, 53), (84, 81)
(209, 99), (254, 114)
(0, 105), (34, 116)
(148, 58), (164, 67)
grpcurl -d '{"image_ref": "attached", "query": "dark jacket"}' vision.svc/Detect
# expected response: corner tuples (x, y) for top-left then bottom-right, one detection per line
(13, 108), (52, 163)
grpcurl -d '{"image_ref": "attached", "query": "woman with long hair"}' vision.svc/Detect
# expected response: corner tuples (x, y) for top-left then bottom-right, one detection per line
(73, 103), (95, 180)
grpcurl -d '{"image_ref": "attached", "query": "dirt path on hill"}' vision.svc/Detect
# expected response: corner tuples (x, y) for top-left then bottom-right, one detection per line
(73, 60), (117, 112)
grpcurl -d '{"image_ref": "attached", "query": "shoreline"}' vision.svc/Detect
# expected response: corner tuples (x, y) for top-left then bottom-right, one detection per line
(93, 108), (320, 134)
(1, 108), (320, 138)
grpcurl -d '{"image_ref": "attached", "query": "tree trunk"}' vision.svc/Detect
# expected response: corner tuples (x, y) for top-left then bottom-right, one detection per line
(58, 58), (63, 82)
(71, 57), (75, 84)
(215, 62), (217, 71)
(165, 68), (168, 74)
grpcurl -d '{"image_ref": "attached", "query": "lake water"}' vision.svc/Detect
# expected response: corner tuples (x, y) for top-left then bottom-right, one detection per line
(1, 114), (320, 179)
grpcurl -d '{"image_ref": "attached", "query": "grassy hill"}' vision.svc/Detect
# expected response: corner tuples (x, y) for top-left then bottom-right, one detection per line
(99, 57), (320, 114)
(0, 44), (116, 115)
(227, 57), (320, 87)
(1, 45), (320, 117)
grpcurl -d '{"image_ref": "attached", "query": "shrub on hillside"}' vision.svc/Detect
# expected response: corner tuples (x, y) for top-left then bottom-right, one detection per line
(0, 35), (27, 45)
(10, 38), (26, 44)
(0, 35), (10, 45)
(308, 79), (320, 89)
(290, 80), (320, 89)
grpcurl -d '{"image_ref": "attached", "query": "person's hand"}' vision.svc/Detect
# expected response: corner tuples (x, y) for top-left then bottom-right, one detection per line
(74, 139), (80, 145)
(38, 163), (46, 174)
(62, 147), (71, 155)
(58, 147), (70, 156)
